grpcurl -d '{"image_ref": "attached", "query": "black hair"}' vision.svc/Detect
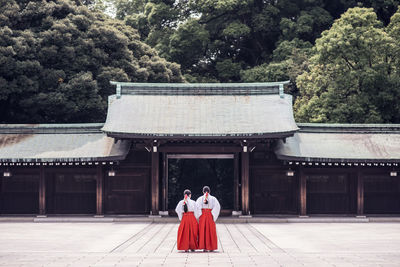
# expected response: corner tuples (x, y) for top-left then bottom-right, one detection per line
(183, 189), (191, 213)
(203, 186), (210, 193)
(203, 186), (210, 204)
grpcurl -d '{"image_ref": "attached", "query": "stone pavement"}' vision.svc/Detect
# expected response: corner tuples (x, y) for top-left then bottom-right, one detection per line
(0, 222), (399, 266)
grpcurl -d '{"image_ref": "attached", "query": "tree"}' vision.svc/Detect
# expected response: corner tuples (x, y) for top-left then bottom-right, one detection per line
(0, 0), (182, 123)
(108, 0), (400, 84)
(294, 7), (400, 123)
(110, 0), (336, 82)
(240, 38), (312, 97)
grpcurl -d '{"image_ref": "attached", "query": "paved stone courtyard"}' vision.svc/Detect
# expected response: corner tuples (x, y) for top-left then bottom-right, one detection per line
(0, 222), (399, 266)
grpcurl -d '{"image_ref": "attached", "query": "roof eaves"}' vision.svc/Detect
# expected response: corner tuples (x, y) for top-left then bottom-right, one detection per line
(275, 154), (400, 163)
(103, 130), (298, 139)
(0, 123), (104, 134)
(297, 123), (400, 134)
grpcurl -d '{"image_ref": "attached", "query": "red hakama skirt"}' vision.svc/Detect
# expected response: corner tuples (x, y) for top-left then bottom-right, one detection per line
(198, 208), (218, 251)
(177, 212), (199, 251)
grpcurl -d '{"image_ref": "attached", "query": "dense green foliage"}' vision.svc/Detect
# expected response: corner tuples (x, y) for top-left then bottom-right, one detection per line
(295, 7), (400, 123)
(111, 0), (334, 82)
(1, 1), (400, 124)
(0, 0), (182, 123)
(110, 0), (400, 83)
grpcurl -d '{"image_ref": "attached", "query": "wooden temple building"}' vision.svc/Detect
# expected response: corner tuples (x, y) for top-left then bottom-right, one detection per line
(0, 82), (399, 216)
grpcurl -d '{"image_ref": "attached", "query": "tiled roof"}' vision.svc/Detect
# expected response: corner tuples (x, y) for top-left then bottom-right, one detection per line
(275, 124), (400, 162)
(0, 124), (130, 162)
(102, 82), (298, 138)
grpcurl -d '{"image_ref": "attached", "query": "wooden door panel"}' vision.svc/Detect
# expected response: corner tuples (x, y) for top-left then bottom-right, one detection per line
(251, 169), (298, 214)
(105, 168), (150, 214)
(46, 172), (97, 214)
(306, 173), (356, 214)
(0, 172), (39, 214)
(364, 175), (400, 213)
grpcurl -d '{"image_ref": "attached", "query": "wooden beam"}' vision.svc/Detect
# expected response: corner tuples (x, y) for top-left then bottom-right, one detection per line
(151, 152), (160, 215)
(241, 152), (250, 215)
(167, 154), (234, 159)
(161, 153), (168, 211)
(39, 167), (46, 215)
(299, 167), (307, 216)
(357, 168), (364, 215)
(234, 153), (240, 211)
(96, 166), (104, 215)
(159, 145), (242, 153)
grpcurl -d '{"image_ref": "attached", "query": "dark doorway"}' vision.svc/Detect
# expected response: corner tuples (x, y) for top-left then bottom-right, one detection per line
(167, 155), (234, 212)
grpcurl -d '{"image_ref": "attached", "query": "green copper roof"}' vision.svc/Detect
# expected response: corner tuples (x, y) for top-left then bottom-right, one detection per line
(275, 123), (400, 162)
(0, 124), (130, 162)
(103, 82), (298, 138)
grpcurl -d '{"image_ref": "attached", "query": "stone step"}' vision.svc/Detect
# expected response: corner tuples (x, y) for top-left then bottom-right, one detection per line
(1, 215), (400, 223)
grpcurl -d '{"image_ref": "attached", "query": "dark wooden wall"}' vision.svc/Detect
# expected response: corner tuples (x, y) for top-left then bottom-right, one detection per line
(105, 167), (150, 214)
(305, 169), (357, 214)
(0, 168), (39, 214)
(249, 149), (298, 214)
(251, 168), (298, 214)
(45, 168), (96, 214)
(0, 158), (399, 215)
(299, 166), (399, 215)
(364, 169), (400, 214)
(0, 151), (152, 215)
(105, 150), (151, 214)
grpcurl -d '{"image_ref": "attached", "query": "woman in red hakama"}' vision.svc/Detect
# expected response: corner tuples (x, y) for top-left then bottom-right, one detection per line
(175, 189), (200, 252)
(196, 186), (221, 252)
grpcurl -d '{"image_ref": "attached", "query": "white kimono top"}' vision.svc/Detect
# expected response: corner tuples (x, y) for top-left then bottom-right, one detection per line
(196, 194), (221, 222)
(175, 198), (200, 221)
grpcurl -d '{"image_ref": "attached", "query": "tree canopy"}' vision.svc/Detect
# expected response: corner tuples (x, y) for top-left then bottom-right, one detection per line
(1, 1), (400, 124)
(0, 0), (182, 123)
(295, 7), (400, 123)
(110, 0), (400, 83)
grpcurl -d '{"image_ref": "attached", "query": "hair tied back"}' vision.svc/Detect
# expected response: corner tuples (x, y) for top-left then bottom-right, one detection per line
(183, 194), (188, 213)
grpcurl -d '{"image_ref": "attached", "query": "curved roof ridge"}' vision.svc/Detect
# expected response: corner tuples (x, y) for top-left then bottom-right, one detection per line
(110, 81), (290, 96)
(110, 81), (290, 87)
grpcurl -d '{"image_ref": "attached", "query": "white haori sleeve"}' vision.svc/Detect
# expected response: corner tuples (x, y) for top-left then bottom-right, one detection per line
(192, 199), (202, 219)
(195, 196), (204, 217)
(211, 196), (221, 222)
(175, 200), (184, 221)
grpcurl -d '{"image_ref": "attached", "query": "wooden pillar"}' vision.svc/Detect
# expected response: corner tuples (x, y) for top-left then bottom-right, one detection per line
(299, 167), (307, 216)
(39, 166), (46, 215)
(234, 153), (240, 211)
(161, 153), (168, 212)
(241, 152), (250, 215)
(357, 167), (364, 215)
(96, 165), (104, 215)
(151, 151), (160, 215)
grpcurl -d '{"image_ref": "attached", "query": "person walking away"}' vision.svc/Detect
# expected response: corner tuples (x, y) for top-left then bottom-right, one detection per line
(196, 186), (221, 252)
(175, 189), (200, 252)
